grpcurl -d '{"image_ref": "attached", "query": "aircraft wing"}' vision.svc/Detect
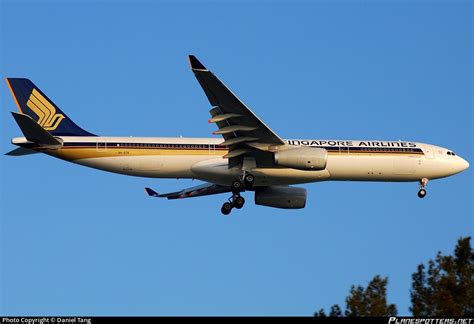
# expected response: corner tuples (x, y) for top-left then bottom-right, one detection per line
(145, 182), (231, 200)
(189, 55), (285, 162)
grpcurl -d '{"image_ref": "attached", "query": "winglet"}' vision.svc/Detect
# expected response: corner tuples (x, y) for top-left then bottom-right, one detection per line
(188, 55), (207, 71)
(144, 187), (159, 197)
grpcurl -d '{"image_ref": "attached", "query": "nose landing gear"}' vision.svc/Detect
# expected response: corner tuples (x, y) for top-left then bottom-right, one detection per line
(418, 178), (428, 198)
(418, 189), (427, 198)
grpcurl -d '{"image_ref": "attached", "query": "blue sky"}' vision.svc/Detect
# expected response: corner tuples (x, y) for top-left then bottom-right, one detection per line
(1, 0), (472, 316)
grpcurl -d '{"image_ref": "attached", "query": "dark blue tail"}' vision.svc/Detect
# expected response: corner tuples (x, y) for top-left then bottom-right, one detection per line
(6, 78), (96, 136)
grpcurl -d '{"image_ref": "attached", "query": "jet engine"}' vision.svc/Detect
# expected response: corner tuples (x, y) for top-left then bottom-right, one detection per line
(274, 147), (328, 170)
(254, 186), (307, 209)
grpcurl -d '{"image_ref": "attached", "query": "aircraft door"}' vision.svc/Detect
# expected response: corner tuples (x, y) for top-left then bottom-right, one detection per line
(339, 146), (349, 155)
(96, 139), (107, 152)
(209, 143), (215, 155)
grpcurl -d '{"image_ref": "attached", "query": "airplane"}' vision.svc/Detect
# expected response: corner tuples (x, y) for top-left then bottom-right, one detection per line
(5, 55), (470, 215)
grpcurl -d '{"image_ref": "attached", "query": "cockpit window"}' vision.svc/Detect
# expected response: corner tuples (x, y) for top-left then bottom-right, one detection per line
(447, 151), (456, 156)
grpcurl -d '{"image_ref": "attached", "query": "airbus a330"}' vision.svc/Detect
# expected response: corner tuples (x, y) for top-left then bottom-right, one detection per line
(6, 56), (469, 214)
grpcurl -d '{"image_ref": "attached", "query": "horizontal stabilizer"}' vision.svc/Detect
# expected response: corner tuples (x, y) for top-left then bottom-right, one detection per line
(5, 147), (39, 156)
(11, 112), (62, 148)
(144, 187), (159, 197)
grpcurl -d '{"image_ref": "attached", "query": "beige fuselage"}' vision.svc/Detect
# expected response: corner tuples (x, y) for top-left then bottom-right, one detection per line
(14, 136), (468, 186)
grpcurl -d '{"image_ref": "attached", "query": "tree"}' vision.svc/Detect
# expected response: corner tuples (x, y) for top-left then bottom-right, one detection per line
(315, 275), (397, 317)
(345, 275), (397, 316)
(410, 237), (473, 316)
(314, 237), (473, 316)
(329, 304), (342, 317)
(314, 304), (342, 317)
(314, 308), (327, 317)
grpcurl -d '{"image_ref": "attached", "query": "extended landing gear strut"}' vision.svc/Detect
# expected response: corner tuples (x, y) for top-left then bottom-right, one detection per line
(221, 194), (246, 215)
(221, 173), (255, 215)
(418, 178), (428, 198)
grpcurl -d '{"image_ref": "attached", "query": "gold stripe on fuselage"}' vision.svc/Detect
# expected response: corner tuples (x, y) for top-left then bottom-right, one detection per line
(50, 147), (423, 161)
(56, 147), (226, 160)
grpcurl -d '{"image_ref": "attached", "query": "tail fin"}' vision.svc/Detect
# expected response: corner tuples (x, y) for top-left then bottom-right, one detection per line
(5, 78), (96, 136)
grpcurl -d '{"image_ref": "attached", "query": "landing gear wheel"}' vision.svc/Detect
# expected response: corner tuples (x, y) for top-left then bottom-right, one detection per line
(234, 196), (245, 209)
(244, 174), (255, 187)
(418, 178), (428, 199)
(221, 202), (233, 215)
(418, 189), (427, 199)
(231, 180), (243, 192)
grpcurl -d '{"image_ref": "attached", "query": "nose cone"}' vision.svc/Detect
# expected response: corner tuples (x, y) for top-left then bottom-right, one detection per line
(452, 156), (470, 174)
(459, 157), (469, 171)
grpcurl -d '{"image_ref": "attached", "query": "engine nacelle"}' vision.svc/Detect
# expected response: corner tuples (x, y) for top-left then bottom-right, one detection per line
(274, 147), (328, 170)
(254, 186), (307, 209)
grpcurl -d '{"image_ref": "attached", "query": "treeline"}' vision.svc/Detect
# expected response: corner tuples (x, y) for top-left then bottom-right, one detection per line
(315, 237), (473, 317)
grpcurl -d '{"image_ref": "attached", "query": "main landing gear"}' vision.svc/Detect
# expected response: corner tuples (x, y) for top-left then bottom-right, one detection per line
(418, 178), (428, 198)
(221, 194), (246, 215)
(231, 173), (255, 192)
(221, 173), (255, 215)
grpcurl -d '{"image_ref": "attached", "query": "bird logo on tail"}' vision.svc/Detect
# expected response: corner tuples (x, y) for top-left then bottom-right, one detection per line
(26, 88), (65, 131)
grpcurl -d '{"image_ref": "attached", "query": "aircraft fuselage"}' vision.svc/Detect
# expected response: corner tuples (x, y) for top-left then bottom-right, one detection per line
(12, 136), (469, 186)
